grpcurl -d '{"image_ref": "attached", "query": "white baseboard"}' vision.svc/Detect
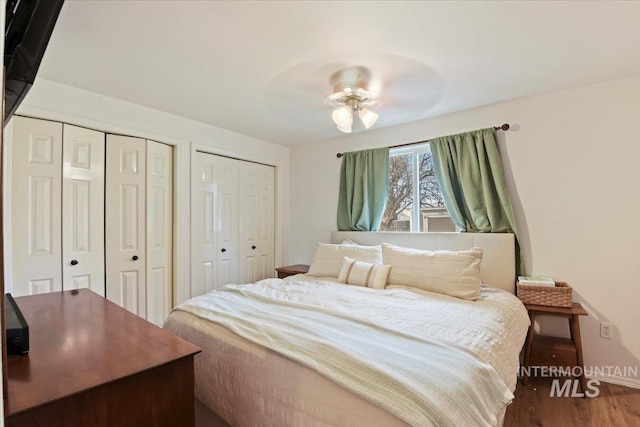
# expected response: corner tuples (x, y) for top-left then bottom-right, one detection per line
(587, 374), (640, 390)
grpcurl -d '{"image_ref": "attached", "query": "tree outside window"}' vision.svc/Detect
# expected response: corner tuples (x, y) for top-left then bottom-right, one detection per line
(380, 144), (455, 232)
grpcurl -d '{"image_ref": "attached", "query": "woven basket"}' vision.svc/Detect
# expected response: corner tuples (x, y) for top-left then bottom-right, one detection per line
(517, 281), (572, 308)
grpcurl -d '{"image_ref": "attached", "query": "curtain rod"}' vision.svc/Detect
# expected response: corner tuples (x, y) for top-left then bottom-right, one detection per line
(335, 123), (510, 158)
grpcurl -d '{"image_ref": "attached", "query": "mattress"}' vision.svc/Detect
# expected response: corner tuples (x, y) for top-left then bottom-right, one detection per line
(164, 276), (529, 426)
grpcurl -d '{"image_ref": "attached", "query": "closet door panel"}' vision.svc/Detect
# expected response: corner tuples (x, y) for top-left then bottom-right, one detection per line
(258, 164), (275, 280)
(11, 117), (63, 296)
(216, 156), (238, 287)
(192, 152), (218, 296)
(62, 125), (105, 296)
(238, 161), (259, 284)
(106, 135), (146, 317)
(146, 141), (173, 326)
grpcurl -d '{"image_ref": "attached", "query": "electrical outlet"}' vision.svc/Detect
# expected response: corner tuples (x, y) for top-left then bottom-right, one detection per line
(600, 322), (612, 339)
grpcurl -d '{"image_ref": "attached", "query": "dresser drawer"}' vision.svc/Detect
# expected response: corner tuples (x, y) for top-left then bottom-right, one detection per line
(530, 335), (577, 368)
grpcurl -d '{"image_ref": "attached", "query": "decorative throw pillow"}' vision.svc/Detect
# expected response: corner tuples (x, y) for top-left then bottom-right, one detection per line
(382, 243), (483, 300)
(337, 257), (391, 289)
(307, 243), (382, 278)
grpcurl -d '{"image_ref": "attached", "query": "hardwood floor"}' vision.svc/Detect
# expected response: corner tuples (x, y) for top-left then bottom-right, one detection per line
(505, 377), (640, 427)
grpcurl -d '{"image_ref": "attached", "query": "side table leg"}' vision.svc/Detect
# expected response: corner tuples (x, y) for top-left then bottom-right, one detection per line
(523, 311), (536, 385)
(570, 314), (587, 396)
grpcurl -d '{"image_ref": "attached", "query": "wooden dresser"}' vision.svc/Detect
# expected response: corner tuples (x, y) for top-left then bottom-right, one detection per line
(4, 289), (201, 426)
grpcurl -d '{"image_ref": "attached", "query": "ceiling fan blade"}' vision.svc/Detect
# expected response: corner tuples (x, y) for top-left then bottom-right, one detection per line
(363, 99), (383, 109)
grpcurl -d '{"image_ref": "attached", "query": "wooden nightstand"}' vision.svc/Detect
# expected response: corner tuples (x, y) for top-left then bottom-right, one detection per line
(276, 264), (310, 279)
(522, 302), (588, 393)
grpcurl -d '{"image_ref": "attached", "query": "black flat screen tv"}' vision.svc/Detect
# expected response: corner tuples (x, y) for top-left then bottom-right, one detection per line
(4, 0), (64, 125)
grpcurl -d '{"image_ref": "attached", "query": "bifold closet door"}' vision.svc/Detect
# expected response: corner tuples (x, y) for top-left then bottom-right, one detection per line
(9, 119), (173, 317)
(238, 161), (259, 283)
(193, 152), (274, 297)
(238, 161), (275, 284)
(216, 156), (239, 287)
(192, 152), (218, 297)
(10, 117), (63, 296)
(10, 118), (106, 297)
(192, 152), (239, 294)
(105, 135), (146, 317)
(62, 125), (105, 296)
(257, 164), (275, 280)
(146, 141), (173, 326)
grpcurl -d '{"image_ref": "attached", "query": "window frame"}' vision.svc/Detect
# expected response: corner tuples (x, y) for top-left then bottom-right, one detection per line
(389, 142), (433, 232)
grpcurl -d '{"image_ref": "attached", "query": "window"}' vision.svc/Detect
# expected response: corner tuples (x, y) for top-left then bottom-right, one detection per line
(380, 144), (456, 232)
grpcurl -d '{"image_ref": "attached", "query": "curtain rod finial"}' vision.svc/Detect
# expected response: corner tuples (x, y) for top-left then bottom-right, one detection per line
(336, 153), (344, 158)
(498, 123), (510, 131)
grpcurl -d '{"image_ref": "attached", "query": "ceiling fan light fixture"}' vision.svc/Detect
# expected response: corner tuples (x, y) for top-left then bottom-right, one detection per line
(326, 67), (380, 133)
(332, 105), (353, 127)
(336, 122), (353, 133)
(358, 108), (379, 129)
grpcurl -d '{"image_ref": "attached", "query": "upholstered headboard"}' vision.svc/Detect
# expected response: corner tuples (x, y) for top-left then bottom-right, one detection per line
(331, 231), (516, 293)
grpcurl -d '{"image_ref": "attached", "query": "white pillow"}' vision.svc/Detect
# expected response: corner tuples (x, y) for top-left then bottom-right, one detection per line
(340, 239), (358, 245)
(337, 257), (391, 289)
(382, 243), (483, 300)
(307, 243), (382, 278)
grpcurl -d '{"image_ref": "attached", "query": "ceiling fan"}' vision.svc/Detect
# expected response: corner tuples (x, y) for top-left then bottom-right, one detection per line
(265, 54), (444, 139)
(324, 66), (380, 133)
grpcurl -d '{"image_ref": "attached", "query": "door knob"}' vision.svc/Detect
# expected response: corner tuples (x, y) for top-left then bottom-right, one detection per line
(221, 248), (227, 253)
(132, 255), (139, 261)
(251, 245), (256, 250)
(70, 259), (79, 266)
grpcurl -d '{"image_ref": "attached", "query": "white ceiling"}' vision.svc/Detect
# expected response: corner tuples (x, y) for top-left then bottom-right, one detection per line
(38, 1), (640, 146)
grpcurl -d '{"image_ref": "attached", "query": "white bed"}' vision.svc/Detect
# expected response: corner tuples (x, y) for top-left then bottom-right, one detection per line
(164, 232), (529, 427)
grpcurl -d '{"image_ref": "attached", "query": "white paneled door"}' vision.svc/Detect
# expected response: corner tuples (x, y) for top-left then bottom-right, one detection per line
(106, 135), (147, 317)
(257, 164), (275, 280)
(9, 118), (174, 322)
(216, 156), (239, 287)
(192, 152), (218, 297)
(192, 152), (275, 297)
(146, 141), (173, 326)
(11, 117), (63, 296)
(238, 161), (259, 284)
(238, 161), (275, 283)
(62, 125), (105, 296)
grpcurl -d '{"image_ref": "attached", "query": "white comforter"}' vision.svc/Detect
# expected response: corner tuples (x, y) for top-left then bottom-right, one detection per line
(175, 276), (529, 427)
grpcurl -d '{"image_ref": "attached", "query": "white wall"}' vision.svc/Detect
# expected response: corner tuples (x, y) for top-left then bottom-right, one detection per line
(4, 78), (290, 306)
(290, 76), (640, 388)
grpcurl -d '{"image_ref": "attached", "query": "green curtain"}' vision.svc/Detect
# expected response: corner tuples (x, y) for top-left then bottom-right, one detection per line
(337, 147), (390, 231)
(429, 128), (523, 271)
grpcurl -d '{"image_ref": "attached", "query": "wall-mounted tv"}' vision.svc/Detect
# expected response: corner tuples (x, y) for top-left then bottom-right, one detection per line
(4, 0), (64, 125)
